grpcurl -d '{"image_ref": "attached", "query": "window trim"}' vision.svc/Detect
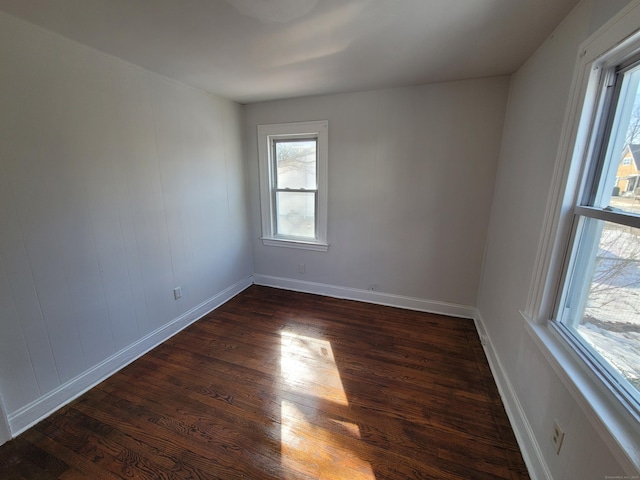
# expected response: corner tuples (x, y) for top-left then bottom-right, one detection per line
(524, 1), (640, 472)
(257, 121), (329, 252)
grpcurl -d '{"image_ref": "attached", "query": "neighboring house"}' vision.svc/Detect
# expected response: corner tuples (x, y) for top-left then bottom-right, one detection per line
(614, 144), (640, 195)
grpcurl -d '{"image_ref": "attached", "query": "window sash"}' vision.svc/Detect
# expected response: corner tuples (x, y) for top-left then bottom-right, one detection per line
(558, 211), (640, 412)
(272, 189), (318, 240)
(574, 205), (640, 228)
(270, 136), (318, 240)
(272, 138), (318, 190)
(556, 57), (640, 415)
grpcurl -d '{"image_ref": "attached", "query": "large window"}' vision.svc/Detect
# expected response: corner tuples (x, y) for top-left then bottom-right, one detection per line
(257, 121), (328, 251)
(554, 38), (640, 417)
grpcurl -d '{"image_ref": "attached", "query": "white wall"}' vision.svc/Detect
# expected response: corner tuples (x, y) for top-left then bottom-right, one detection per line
(246, 78), (510, 313)
(2, 2), (634, 473)
(0, 12), (252, 437)
(477, 0), (636, 478)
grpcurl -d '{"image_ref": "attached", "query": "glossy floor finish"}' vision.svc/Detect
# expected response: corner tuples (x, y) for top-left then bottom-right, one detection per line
(0, 286), (530, 479)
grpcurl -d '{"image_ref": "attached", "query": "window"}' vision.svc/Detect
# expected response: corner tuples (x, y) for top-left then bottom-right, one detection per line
(257, 121), (328, 251)
(554, 36), (640, 417)
(524, 6), (640, 466)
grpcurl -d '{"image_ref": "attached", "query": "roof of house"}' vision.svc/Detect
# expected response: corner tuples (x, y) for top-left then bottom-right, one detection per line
(629, 144), (640, 160)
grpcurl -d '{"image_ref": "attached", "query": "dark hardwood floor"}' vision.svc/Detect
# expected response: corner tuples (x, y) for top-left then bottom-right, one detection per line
(0, 285), (529, 479)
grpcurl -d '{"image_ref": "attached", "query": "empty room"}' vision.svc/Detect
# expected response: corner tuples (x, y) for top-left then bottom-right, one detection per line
(1, 0), (640, 478)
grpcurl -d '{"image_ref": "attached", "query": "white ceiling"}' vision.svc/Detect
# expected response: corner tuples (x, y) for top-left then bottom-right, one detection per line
(0, 0), (581, 104)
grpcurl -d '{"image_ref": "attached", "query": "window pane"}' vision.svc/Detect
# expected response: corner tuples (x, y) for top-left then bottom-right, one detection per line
(275, 140), (316, 189)
(564, 218), (640, 400)
(275, 191), (316, 239)
(597, 66), (640, 213)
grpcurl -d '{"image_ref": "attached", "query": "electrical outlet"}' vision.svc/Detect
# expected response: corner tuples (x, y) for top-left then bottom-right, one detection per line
(173, 287), (182, 300)
(552, 420), (565, 454)
(298, 264), (305, 274)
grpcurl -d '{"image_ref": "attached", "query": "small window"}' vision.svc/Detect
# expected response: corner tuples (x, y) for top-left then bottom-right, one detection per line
(556, 54), (640, 412)
(257, 121), (328, 251)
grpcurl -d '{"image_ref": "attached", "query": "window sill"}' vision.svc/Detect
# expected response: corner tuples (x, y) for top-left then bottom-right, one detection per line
(521, 311), (640, 473)
(261, 237), (329, 252)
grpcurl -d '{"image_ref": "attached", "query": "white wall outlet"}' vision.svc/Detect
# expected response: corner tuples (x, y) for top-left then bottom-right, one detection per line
(298, 264), (305, 274)
(173, 287), (182, 300)
(552, 420), (565, 454)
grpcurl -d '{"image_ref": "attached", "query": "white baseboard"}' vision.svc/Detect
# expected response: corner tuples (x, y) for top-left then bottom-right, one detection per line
(0, 394), (10, 445)
(253, 274), (476, 319)
(7, 276), (253, 437)
(474, 310), (549, 480)
(2, 273), (541, 480)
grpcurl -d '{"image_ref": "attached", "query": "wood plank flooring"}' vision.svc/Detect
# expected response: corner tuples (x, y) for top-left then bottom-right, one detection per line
(0, 286), (530, 479)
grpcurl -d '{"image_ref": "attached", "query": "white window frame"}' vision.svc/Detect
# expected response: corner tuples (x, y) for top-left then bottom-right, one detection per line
(257, 121), (329, 252)
(525, 1), (640, 472)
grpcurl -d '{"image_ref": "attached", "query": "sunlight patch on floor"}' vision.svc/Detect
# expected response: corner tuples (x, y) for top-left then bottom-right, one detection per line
(280, 331), (375, 479)
(280, 330), (348, 406)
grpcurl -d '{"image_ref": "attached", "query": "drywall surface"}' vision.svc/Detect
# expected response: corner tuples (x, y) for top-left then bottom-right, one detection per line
(0, 12), (252, 431)
(477, 0), (636, 477)
(246, 78), (510, 309)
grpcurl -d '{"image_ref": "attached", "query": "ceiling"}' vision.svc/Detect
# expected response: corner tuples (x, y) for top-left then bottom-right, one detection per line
(0, 0), (581, 104)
